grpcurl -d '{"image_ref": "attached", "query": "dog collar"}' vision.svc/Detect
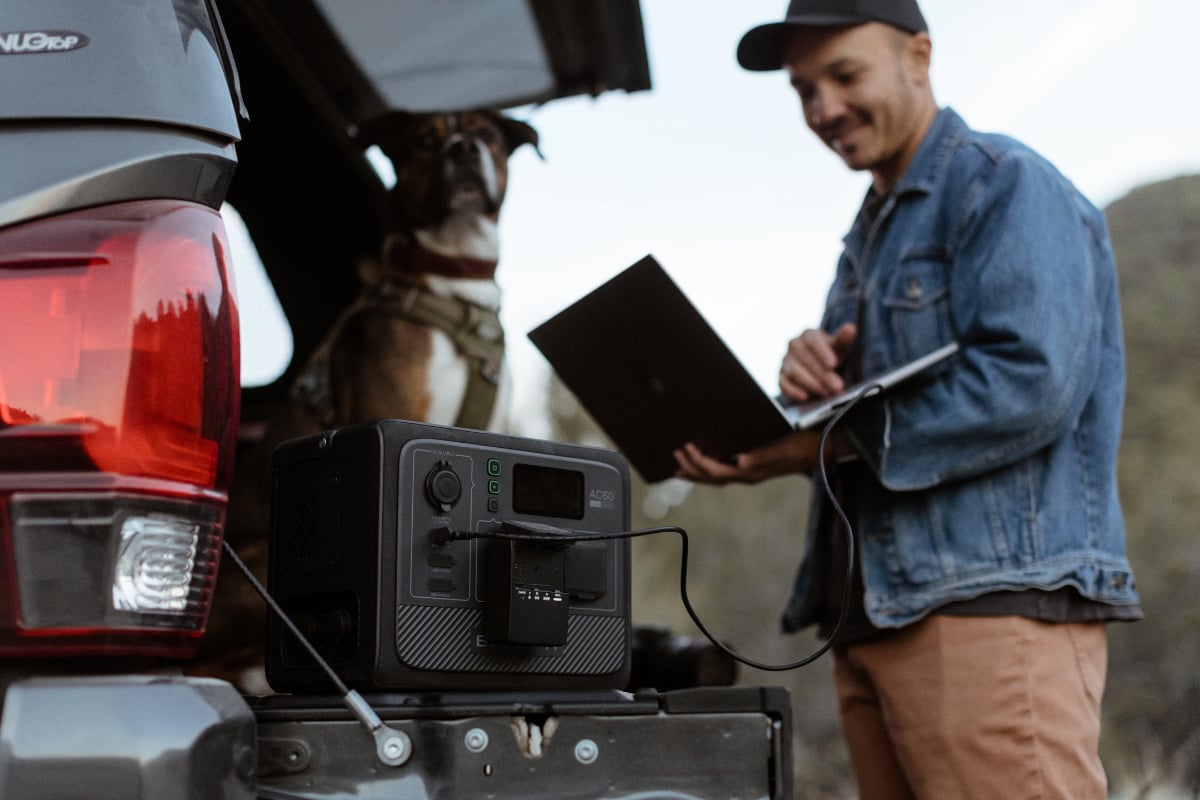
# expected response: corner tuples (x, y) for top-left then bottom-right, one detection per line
(385, 238), (498, 280)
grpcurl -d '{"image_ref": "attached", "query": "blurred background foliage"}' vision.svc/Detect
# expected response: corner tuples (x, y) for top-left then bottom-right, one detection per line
(1104, 174), (1200, 798)
(535, 173), (1200, 798)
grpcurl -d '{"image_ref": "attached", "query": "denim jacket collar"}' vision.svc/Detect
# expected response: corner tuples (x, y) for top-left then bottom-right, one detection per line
(894, 107), (968, 198)
(842, 107), (967, 256)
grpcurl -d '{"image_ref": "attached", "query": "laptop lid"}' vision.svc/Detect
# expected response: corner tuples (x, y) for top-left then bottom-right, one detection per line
(528, 255), (794, 482)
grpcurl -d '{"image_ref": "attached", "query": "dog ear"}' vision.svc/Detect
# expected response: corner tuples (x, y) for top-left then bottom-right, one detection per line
(353, 109), (417, 150)
(490, 112), (544, 160)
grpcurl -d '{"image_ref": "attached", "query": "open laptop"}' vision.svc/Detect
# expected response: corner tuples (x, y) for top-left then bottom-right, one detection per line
(528, 255), (959, 483)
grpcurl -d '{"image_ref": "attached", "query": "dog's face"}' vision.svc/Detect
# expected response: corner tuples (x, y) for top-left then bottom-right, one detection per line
(356, 109), (540, 234)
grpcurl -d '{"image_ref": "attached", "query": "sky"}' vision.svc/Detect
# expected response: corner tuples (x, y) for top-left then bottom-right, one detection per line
(232, 0), (1200, 439)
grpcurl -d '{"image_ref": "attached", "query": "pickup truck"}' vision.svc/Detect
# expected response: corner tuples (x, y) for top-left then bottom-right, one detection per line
(0, 2), (792, 797)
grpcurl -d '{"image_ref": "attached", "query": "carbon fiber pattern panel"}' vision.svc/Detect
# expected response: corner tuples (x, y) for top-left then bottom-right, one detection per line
(273, 469), (338, 567)
(274, 485), (320, 562)
(396, 605), (625, 675)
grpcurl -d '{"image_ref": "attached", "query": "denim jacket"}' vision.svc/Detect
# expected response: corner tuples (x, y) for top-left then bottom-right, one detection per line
(782, 108), (1139, 632)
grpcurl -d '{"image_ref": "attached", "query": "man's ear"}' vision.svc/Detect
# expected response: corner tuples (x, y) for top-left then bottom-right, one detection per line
(906, 32), (933, 81)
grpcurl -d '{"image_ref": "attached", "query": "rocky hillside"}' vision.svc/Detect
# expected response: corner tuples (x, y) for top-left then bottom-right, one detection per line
(1104, 173), (1200, 794)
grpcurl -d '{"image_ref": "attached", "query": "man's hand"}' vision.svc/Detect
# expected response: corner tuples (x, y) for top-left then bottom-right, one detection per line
(674, 323), (858, 486)
(780, 322), (858, 402)
(673, 429), (828, 485)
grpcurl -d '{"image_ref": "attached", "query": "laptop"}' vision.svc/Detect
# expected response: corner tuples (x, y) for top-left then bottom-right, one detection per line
(528, 255), (959, 483)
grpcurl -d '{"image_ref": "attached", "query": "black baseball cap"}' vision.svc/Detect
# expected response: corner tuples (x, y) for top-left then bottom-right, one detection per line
(737, 0), (928, 72)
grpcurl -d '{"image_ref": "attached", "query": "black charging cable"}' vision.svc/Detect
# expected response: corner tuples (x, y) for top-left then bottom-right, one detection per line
(439, 383), (882, 673)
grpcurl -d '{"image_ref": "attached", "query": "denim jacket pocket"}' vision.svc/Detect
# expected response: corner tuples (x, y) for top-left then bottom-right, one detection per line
(879, 257), (953, 363)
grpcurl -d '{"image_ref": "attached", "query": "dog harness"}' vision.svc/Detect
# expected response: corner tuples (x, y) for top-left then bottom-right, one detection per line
(292, 277), (505, 431)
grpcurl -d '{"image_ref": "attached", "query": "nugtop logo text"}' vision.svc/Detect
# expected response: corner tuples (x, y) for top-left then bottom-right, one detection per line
(0, 31), (89, 55)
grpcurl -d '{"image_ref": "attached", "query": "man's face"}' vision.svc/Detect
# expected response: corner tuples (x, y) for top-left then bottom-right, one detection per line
(782, 22), (933, 192)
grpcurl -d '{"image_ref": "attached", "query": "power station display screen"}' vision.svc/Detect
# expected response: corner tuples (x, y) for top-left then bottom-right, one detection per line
(511, 463), (584, 520)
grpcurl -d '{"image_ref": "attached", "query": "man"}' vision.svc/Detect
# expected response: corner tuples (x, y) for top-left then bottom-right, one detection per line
(674, 1), (1141, 797)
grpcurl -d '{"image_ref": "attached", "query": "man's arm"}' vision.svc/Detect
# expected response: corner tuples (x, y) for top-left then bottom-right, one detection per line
(849, 152), (1113, 491)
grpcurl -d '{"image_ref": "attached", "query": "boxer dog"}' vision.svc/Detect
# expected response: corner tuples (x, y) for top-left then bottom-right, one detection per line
(294, 108), (541, 435)
(193, 109), (540, 691)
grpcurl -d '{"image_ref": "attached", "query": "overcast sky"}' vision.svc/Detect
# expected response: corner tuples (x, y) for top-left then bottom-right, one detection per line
(233, 0), (1200, 438)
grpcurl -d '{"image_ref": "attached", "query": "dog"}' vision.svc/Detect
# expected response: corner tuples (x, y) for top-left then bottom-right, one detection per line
(293, 108), (541, 436)
(192, 109), (540, 691)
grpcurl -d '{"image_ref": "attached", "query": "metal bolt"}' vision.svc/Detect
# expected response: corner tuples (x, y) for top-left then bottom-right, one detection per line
(574, 739), (599, 765)
(465, 728), (489, 753)
(383, 735), (408, 761)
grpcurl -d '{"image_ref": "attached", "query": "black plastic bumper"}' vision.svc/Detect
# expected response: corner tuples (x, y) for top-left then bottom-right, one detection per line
(252, 686), (793, 800)
(0, 675), (256, 800)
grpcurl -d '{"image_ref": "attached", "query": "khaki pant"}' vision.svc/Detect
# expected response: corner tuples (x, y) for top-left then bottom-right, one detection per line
(833, 616), (1108, 800)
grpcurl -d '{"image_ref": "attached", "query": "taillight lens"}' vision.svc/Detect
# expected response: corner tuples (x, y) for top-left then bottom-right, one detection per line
(2, 493), (222, 657)
(0, 200), (239, 658)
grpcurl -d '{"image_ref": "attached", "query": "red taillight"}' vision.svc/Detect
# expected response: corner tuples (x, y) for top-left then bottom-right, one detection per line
(0, 200), (240, 658)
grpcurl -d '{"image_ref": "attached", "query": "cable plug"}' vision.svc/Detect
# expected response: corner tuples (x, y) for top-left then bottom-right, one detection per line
(429, 526), (457, 545)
